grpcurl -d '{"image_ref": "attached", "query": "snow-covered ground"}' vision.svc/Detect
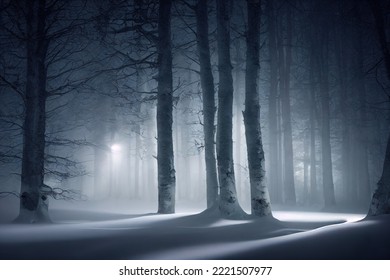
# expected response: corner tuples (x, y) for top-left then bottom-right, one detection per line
(0, 198), (389, 259)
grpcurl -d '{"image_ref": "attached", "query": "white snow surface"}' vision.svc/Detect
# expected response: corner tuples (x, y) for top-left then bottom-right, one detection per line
(0, 198), (389, 259)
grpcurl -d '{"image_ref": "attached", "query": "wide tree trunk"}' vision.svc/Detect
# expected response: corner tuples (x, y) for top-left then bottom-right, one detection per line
(196, 0), (219, 208)
(157, 0), (175, 214)
(16, 0), (50, 223)
(367, 0), (390, 215)
(243, 0), (272, 217)
(369, 133), (390, 215)
(216, 0), (245, 218)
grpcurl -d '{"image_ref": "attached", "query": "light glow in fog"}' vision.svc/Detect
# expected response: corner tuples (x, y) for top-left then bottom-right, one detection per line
(110, 144), (121, 153)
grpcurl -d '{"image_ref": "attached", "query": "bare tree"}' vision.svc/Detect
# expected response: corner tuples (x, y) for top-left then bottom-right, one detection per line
(0, 0), (97, 223)
(367, 0), (390, 215)
(157, 0), (176, 214)
(195, 0), (219, 208)
(14, 0), (53, 223)
(216, 0), (246, 218)
(243, 0), (272, 216)
(266, 0), (282, 204)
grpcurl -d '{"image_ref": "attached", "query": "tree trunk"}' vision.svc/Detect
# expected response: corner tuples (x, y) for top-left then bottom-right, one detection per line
(367, 0), (390, 81)
(180, 94), (191, 199)
(196, 0), (219, 208)
(216, 0), (245, 218)
(174, 107), (182, 198)
(303, 129), (309, 203)
(309, 49), (318, 203)
(134, 125), (141, 197)
(319, 27), (336, 207)
(93, 134), (108, 199)
(335, 14), (353, 203)
(266, 0), (281, 204)
(157, 0), (175, 214)
(16, 0), (50, 223)
(355, 6), (370, 205)
(278, 3), (296, 205)
(243, 0), (272, 216)
(277, 96), (284, 201)
(244, 1), (272, 216)
(367, 0), (390, 215)
(133, 70), (143, 198)
(369, 132), (390, 215)
(145, 114), (157, 201)
(234, 40), (243, 201)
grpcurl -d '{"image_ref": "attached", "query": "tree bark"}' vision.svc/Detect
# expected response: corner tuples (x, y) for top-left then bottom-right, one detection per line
(243, 0), (272, 216)
(216, 0), (245, 218)
(157, 0), (175, 214)
(367, 0), (390, 81)
(367, 0), (390, 215)
(266, 0), (281, 204)
(196, 0), (219, 208)
(15, 0), (50, 223)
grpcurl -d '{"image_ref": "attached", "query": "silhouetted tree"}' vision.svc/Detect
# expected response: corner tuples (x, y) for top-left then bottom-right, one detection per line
(15, 0), (55, 223)
(317, 3), (336, 207)
(367, 0), (390, 215)
(157, 0), (176, 214)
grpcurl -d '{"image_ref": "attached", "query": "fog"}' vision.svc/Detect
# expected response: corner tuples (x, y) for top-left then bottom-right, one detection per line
(0, 0), (389, 260)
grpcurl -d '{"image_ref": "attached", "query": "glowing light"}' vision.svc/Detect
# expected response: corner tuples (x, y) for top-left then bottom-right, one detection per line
(273, 211), (365, 223)
(110, 144), (121, 153)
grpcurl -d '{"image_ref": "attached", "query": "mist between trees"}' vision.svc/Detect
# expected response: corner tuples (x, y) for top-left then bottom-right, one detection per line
(0, 0), (389, 223)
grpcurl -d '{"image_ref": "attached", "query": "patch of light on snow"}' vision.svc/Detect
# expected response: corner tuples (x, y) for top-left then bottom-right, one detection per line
(208, 219), (252, 228)
(82, 213), (191, 230)
(273, 211), (365, 223)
